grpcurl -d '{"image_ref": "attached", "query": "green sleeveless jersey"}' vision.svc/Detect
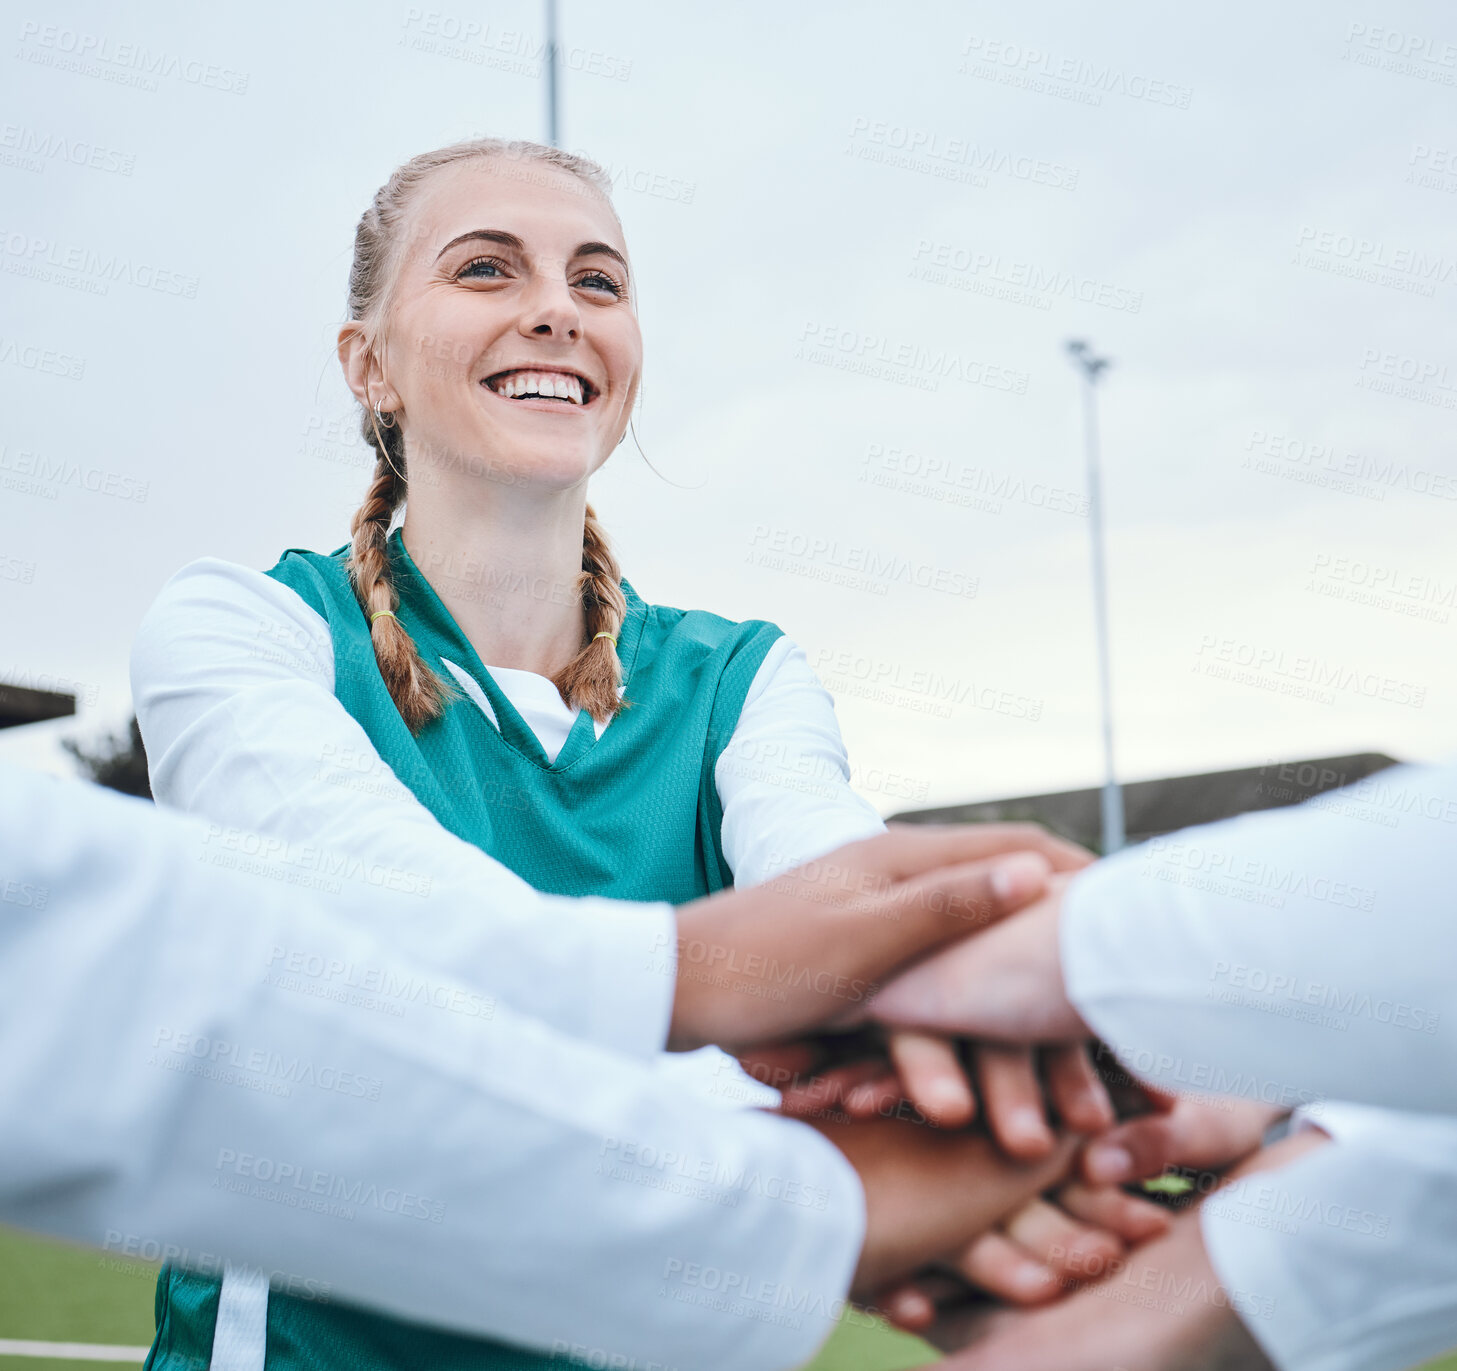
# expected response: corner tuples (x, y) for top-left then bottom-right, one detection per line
(146, 528), (786, 1370)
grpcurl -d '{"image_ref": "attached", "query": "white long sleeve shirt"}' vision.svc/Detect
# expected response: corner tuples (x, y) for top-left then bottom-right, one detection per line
(1061, 760), (1457, 1371)
(0, 760), (866, 1371)
(129, 559), (890, 1106)
(122, 555), (892, 1362)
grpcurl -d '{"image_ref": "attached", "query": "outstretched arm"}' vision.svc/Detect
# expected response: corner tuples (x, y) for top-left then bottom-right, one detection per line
(870, 760), (1457, 1114)
(0, 764), (860, 1371)
(1, 763), (1118, 1368)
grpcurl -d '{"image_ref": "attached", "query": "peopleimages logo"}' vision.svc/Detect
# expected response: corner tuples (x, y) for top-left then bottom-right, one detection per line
(149, 1029), (385, 1101)
(1208, 961), (1440, 1035)
(0, 444), (150, 502)
(797, 321), (1030, 393)
(214, 1148), (446, 1222)
(15, 20), (249, 93)
(845, 117), (1079, 191)
(597, 1137), (830, 1210)
(1144, 835), (1379, 912)
(749, 523), (981, 600)
(1294, 225), (1456, 290)
(910, 239), (1144, 313)
(0, 229), (199, 297)
(959, 35), (1193, 109)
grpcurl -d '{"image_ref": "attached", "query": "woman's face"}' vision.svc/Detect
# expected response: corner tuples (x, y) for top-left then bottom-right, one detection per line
(373, 156), (641, 492)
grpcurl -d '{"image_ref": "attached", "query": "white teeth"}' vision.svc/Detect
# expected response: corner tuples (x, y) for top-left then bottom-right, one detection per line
(490, 370), (585, 404)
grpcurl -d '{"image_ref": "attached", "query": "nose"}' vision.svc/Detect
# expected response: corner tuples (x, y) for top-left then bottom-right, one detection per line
(517, 265), (581, 341)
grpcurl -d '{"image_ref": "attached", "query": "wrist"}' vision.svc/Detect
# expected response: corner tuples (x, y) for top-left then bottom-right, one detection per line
(666, 907), (709, 1051)
(1054, 871), (1109, 1040)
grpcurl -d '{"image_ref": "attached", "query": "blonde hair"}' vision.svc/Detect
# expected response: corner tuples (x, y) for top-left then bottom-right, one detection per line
(344, 137), (633, 733)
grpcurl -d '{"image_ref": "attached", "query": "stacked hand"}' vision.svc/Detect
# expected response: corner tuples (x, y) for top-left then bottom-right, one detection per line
(670, 822), (1297, 1360)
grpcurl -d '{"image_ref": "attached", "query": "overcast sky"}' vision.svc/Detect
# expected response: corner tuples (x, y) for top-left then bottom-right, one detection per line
(4, 0), (1454, 815)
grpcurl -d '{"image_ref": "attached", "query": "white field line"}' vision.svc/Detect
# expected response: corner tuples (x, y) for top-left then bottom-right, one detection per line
(0, 1340), (148, 1361)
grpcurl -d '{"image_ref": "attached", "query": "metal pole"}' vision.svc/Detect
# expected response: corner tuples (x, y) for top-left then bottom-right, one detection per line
(545, 0), (561, 147)
(1066, 340), (1125, 854)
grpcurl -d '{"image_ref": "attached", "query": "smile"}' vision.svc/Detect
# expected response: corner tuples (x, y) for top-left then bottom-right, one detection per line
(481, 367), (599, 407)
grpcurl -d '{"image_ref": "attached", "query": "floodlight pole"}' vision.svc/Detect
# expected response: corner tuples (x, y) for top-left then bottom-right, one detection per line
(1066, 339), (1125, 854)
(545, 0), (561, 146)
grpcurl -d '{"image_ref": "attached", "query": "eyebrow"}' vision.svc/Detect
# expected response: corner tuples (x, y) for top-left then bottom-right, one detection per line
(435, 229), (629, 275)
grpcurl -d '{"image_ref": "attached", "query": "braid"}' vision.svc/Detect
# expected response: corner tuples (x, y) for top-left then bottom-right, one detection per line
(554, 502), (632, 725)
(346, 425), (455, 733)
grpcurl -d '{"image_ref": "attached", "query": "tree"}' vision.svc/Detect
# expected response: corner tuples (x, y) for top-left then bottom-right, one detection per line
(63, 715), (152, 800)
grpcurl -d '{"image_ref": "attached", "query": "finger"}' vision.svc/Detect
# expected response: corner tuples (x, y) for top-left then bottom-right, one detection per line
(1133, 1081), (1182, 1113)
(888, 1031), (975, 1128)
(1043, 1043), (1115, 1133)
(1037, 839), (1096, 874)
(870, 821), (1093, 879)
(950, 1230), (1062, 1306)
(1080, 1114), (1188, 1185)
(873, 1281), (939, 1331)
(1082, 1098), (1283, 1184)
(1053, 1182), (1171, 1244)
(880, 851), (1051, 939)
(976, 1044), (1056, 1159)
(1097, 1064), (1174, 1122)
(842, 1072), (907, 1120)
(776, 1060), (887, 1118)
(1002, 1198), (1123, 1279)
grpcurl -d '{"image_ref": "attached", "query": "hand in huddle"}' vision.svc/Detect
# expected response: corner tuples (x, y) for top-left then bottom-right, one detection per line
(740, 1030), (1186, 1316)
(925, 1127), (1330, 1371)
(707, 828), (1285, 1324)
(862, 1090), (1282, 1328)
(667, 821), (1088, 1053)
(859, 872), (1286, 1186)
(670, 821), (1133, 1309)
(672, 820), (1286, 1328)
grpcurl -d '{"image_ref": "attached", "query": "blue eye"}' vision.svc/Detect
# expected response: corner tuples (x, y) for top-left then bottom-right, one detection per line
(458, 255), (508, 280)
(577, 271), (625, 297)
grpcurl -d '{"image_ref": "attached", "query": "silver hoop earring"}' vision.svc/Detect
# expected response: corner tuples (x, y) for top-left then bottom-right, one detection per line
(373, 401), (397, 430)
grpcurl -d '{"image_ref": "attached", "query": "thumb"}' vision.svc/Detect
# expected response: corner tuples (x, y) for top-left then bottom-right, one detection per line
(880, 849), (1051, 936)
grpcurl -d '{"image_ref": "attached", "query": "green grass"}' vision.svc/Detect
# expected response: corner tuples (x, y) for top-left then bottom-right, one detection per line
(798, 1310), (939, 1368)
(0, 1362), (150, 1371)
(0, 1226), (941, 1368)
(0, 1224), (157, 1355)
(1, 1222), (1455, 1371)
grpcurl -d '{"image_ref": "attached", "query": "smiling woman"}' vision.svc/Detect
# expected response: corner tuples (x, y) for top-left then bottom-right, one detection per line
(334, 140), (643, 733)
(128, 135), (1135, 1371)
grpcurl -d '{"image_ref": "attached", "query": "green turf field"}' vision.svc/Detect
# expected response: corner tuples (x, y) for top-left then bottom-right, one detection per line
(0, 1226), (157, 1342)
(0, 1224), (941, 1368)
(1, 1223), (1454, 1370)
(0, 1225), (157, 1363)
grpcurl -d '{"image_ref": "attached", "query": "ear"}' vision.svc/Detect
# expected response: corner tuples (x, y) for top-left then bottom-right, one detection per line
(338, 322), (385, 410)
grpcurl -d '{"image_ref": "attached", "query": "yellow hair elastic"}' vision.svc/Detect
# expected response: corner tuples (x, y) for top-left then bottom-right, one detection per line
(593, 632), (617, 645)
(371, 610), (398, 624)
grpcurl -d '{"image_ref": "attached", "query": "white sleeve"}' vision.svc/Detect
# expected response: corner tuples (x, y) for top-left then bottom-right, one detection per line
(715, 636), (889, 886)
(1200, 1104), (1457, 1371)
(656, 638), (892, 1107)
(1059, 760), (1457, 1116)
(130, 559), (675, 1059)
(0, 763), (864, 1371)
